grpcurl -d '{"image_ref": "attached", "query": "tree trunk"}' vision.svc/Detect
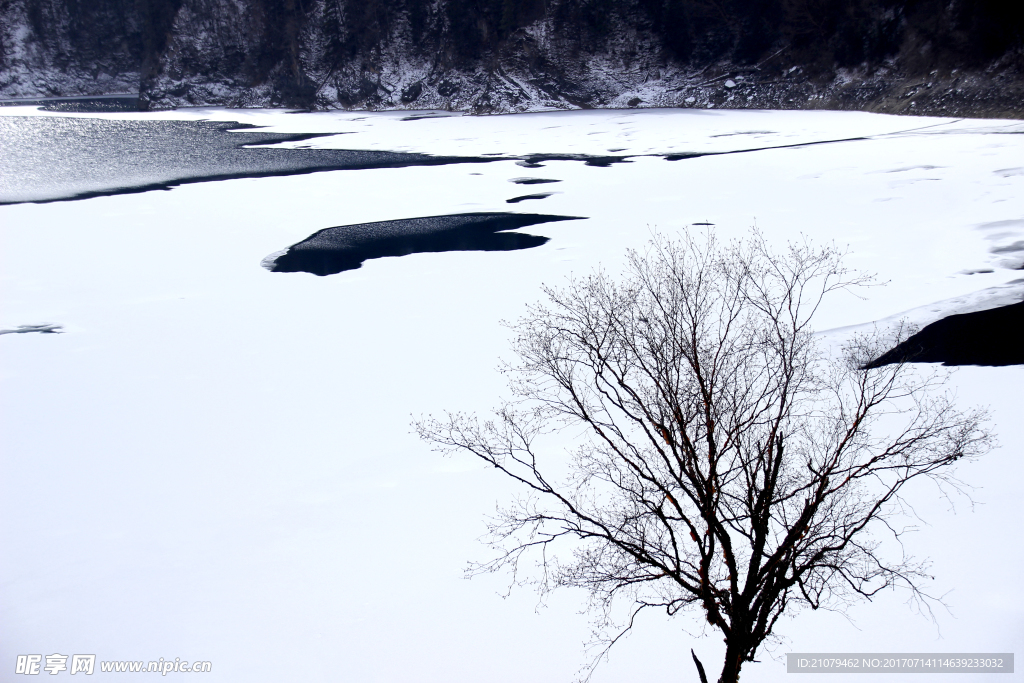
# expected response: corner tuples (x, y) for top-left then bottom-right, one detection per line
(717, 641), (746, 683)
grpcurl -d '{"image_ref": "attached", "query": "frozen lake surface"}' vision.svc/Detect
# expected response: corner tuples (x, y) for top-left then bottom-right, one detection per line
(1, 106), (1022, 682)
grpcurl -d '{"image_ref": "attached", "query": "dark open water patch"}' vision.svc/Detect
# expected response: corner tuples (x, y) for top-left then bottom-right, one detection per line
(400, 112), (462, 121)
(864, 301), (1024, 367)
(263, 213), (585, 276)
(0, 116), (496, 204)
(510, 178), (561, 185)
(663, 135), (871, 162)
(0, 323), (63, 336)
(515, 154), (633, 168)
(507, 193), (554, 203)
(0, 94), (143, 112)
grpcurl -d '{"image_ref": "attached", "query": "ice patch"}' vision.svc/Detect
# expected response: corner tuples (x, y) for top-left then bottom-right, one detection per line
(260, 249), (289, 272)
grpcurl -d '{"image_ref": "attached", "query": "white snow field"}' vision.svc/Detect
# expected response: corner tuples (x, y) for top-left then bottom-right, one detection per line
(1, 106), (1022, 682)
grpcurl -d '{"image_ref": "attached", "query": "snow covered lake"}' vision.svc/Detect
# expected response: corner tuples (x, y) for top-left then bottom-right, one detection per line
(1, 106), (1022, 681)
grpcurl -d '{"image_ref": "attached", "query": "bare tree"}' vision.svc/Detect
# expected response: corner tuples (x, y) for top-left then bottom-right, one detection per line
(415, 231), (992, 683)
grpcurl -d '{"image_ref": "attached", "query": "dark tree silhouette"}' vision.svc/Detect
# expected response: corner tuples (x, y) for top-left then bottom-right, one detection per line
(417, 231), (992, 683)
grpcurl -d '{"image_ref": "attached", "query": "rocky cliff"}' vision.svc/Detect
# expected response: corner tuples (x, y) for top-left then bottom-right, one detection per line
(1, 0), (1021, 117)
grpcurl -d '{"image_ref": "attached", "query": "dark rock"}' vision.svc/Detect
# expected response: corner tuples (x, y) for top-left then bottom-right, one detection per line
(401, 81), (423, 103)
(436, 80), (460, 98)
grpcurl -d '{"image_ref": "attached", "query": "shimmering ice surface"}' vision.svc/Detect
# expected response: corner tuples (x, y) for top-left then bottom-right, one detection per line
(0, 116), (486, 204)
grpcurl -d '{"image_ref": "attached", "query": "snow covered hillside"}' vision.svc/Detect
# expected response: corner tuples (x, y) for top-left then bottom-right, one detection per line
(1, 107), (1021, 681)
(2, 0), (1022, 117)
